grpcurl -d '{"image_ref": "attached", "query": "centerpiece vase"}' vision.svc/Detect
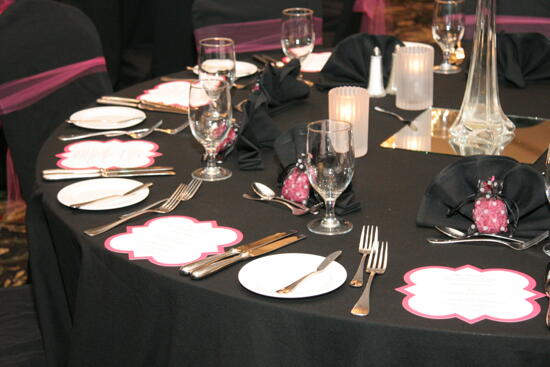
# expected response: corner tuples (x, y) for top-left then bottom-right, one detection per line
(449, 0), (515, 155)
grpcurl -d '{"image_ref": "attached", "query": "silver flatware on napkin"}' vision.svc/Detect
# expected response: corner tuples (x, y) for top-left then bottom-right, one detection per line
(42, 166), (175, 180)
(276, 250), (342, 294)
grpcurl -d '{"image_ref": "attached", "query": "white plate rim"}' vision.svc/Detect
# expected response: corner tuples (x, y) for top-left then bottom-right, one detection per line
(57, 177), (150, 210)
(238, 253), (347, 299)
(193, 60), (258, 79)
(69, 106), (146, 130)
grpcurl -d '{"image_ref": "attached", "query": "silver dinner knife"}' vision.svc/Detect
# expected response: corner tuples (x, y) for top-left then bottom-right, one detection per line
(58, 128), (149, 141)
(545, 263), (550, 329)
(42, 166), (175, 180)
(276, 250), (342, 294)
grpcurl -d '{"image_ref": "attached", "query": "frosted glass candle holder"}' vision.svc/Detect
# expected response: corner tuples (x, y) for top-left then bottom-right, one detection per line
(328, 86), (370, 157)
(395, 45), (434, 110)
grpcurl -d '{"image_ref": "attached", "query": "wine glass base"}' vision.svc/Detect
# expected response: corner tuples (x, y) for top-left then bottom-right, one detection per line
(542, 243), (550, 257)
(307, 217), (353, 236)
(434, 64), (461, 74)
(192, 167), (232, 182)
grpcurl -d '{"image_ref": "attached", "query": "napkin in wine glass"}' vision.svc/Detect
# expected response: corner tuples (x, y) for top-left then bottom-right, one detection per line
(274, 123), (361, 215)
(496, 32), (550, 88)
(318, 33), (403, 90)
(416, 155), (550, 236)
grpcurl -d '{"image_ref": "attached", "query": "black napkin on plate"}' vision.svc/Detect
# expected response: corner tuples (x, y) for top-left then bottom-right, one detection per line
(416, 155), (550, 236)
(235, 60), (310, 170)
(496, 32), (550, 88)
(274, 123), (361, 215)
(318, 33), (403, 90)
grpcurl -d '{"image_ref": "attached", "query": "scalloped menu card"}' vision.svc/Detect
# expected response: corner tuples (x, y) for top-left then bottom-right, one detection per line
(56, 139), (161, 169)
(396, 265), (544, 324)
(105, 216), (243, 266)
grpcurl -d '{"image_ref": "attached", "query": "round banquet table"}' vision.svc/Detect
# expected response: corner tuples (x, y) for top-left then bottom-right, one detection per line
(29, 60), (550, 367)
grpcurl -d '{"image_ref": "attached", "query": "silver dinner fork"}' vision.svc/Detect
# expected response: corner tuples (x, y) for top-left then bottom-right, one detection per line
(84, 182), (186, 236)
(118, 178), (202, 219)
(351, 241), (388, 316)
(349, 225), (377, 287)
(154, 122), (189, 135)
(58, 120), (163, 141)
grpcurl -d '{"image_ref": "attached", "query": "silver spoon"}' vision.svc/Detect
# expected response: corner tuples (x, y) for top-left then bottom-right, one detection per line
(69, 182), (153, 209)
(242, 194), (308, 216)
(435, 226), (524, 243)
(251, 182), (318, 214)
(374, 106), (418, 131)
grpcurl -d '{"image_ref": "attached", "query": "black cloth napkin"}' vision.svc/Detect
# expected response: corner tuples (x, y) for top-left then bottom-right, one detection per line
(416, 155), (550, 236)
(497, 32), (550, 88)
(235, 60), (310, 170)
(274, 123), (361, 215)
(318, 33), (403, 90)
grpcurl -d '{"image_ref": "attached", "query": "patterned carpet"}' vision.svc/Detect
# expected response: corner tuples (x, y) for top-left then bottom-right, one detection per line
(0, 193), (28, 288)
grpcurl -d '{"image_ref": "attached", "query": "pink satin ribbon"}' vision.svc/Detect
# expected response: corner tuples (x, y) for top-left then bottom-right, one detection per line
(0, 56), (107, 205)
(0, 0), (15, 14)
(353, 0), (386, 35)
(194, 17), (323, 53)
(464, 15), (550, 38)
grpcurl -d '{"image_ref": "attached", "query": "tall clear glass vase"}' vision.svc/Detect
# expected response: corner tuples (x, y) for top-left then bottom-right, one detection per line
(449, 0), (515, 155)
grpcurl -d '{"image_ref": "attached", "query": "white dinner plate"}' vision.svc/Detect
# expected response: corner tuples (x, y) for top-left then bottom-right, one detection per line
(193, 60), (258, 79)
(57, 178), (150, 210)
(238, 253), (347, 299)
(69, 106), (146, 130)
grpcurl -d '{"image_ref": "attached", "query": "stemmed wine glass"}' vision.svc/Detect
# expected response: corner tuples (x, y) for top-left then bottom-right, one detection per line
(543, 146), (550, 256)
(198, 37), (237, 84)
(306, 120), (355, 235)
(432, 0), (464, 74)
(187, 79), (232, 181)
(281, 8), (315, 63)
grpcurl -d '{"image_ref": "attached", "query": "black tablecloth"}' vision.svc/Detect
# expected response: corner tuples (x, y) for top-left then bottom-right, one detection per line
(30, 59), (550, 367)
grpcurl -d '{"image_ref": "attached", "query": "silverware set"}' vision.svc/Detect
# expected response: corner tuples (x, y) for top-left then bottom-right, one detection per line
(242, 181), (320, 216)
(43, 166), (176, 180)
(59, 120), (189, 141)
(84, 179), (202, 236)
(349, 225), (388, 316)
(178, 231), (306, 279)
(96, 96), (188, 114)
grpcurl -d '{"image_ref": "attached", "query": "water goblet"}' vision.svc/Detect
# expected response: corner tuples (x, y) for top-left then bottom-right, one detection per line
(432, 0), (464, 74)
(306, 120), (355, 235)
(198, 37), (236, 84)
(281, 8), (315, 63)
(543, 146), (550, 256)
(187, 79), (232, 181)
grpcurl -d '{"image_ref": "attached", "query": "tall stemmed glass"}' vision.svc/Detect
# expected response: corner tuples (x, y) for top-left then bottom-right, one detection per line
(281, 8), (315, 63)
(187, 80), (232, 181)
(432, 0), (464, 74)
(543, 146), (550, 256)
(306, 120), (355, 236)
(198, 37), (236, 84)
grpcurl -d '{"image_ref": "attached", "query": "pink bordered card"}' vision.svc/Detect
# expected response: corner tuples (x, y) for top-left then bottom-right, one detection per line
(56, 139), (161, 169)
(136, 81), (190, 109)
(105, 216), (243, 266)
(396, 265), (545, 324)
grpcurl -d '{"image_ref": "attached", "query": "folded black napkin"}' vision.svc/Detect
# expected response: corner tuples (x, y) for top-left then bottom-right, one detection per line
(274, 123), (361, 215)
(235, 60), (310, 170)
(496, 32), (550, 88)
(416, 155), (550, 236)
(318, 33), (403, 90)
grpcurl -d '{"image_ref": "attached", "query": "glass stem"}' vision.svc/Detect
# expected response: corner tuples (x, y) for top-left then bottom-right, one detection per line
(442, 49), (451, 66)
(324, 199), (337, 222)
(206, 149), (218, 171)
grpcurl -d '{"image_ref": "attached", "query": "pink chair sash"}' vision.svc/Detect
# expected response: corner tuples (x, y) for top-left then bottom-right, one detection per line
(194, 17), (323, 53)
(465, 15), (550, 38)
(0, 56), (107, 208)
(0, 0), (15, 14)
(354, 0), (386, 35)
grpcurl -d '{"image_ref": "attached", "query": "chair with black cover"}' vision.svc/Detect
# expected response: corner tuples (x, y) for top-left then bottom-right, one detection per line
(0, 1), (112, 366)
(192, 0), (323, 53)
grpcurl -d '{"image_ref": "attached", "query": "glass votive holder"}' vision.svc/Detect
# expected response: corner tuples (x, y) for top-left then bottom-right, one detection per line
(395, 44), (434, 110)
(328, 86), (370, 157)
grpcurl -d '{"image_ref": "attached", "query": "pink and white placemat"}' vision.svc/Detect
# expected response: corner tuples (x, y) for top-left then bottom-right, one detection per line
(136, 81), (190, 109)
(56, 139), (161, 169)
(396, 265), (544, 324)
(105, 216), (243, 266)
(282, 52), (332, 72)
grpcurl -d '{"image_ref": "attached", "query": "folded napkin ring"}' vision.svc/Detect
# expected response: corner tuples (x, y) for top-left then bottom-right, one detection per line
(447, 176), (519, 235)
